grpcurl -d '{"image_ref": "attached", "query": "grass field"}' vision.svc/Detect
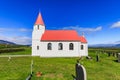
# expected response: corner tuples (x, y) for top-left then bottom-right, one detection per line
(0, 47), (31, 55)
(0, 47), (120, 80)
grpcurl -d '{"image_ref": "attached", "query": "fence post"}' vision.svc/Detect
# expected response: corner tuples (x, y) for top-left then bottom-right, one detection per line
(31, 60), (33, 74)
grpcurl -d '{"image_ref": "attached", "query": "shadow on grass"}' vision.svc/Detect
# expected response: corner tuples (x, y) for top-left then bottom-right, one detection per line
(113, 60), (118, 63)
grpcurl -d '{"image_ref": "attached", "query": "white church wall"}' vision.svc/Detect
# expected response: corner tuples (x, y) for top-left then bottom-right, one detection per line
(38, 42), (79, 57)
(32, 40), (40, 56)
(33, 41), (87, 57)
(32, 38), (88, 57)
(79, 43), (88, 56)
(32, 24), (45, 56)
(32, 25), (45, 40)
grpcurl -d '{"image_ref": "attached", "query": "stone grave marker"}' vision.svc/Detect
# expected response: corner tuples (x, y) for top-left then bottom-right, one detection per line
(74, 60), (87, 80)
(118, 53), (120, 62)
(108, 52), (111, 57)
(96, 54), (99, 62)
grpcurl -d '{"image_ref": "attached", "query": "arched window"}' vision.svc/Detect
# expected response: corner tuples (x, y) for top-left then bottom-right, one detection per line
(58, 43), (63, 50)
(37, 46), (39, 50)
(81, 45), (84, 50)
(47, 43), (52, 50)
(69, 43), (74, 50)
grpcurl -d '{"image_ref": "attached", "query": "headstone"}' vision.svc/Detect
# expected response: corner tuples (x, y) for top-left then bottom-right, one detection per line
(96, 54), (99, 62)
(26, 74), (32, 80)
(86, 56), (92, 60)
(108, 52), (111, 57)
(116, 53), (118, 58)
(118, 53), (120, 62)
(75, 61), (87, 80)
(112, 53), (116, 57)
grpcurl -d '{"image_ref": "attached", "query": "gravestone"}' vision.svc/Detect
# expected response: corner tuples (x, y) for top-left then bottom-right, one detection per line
(86, 56), (92, 60)
(116, 53), (118, 58)
(96, 54), (99, 62)
(112, 53), (116, 57)
(75, 60), (87, 80)
(118, 53), (120, 62)
(108, 52), (111, 57)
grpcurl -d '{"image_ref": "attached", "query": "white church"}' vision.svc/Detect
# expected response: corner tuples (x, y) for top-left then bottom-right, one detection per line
(32, 13), (88, 57)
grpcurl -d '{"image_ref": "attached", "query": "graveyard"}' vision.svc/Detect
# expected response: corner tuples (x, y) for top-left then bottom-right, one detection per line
(0, 46), (120, 80)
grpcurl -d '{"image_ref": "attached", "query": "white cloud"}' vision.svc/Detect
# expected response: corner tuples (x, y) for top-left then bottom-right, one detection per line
(0, 35), (8, 40)
(111, 21), (120, 28)
(0, 28), (9, 32)
(114, 40), (120, 44)
(62, 26), (102, 32)
(0, 35), (31, 45)
(0, 28), (32, 32)
(10, 36), (31, 45)
(0, 27), (32, 45)
(19, 28), (32, 32)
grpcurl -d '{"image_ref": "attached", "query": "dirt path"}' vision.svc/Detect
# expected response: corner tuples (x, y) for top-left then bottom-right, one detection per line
(0, 55), (31, 57)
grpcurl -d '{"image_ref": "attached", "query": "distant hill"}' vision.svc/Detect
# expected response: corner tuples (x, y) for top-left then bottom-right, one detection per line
(115, 44), (120, 47)
(0, 40), (16, 45)
(89, 44), (120, 48)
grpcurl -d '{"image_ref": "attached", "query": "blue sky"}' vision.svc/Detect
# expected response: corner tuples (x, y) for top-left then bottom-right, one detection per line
(0, 0), (120, 45)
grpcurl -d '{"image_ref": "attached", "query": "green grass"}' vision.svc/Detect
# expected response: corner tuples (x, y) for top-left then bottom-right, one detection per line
(0, 57), (31, 80)
(0, 47), (31, 55)
(0, 44), (31, 55)
(0, 48), (120, 80)
(0, 44), (29, 49)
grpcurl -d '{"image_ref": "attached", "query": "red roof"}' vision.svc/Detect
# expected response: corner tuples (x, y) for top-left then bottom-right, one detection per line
(35, 13), (44, 25)
(41, 30), (87, 43)
(79, 36), (87, 43)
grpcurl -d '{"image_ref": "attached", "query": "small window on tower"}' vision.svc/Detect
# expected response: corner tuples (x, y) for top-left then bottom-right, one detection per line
(37, 25), (39, 30)
(37, 46), (39, 50)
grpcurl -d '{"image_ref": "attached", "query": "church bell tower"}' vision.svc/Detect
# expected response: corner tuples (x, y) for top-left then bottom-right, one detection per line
(32, 13), (45, 40)
(32, 12), (45, 56)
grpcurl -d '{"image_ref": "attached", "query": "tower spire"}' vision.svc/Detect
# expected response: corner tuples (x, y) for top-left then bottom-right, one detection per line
(35, 12), (44, 26)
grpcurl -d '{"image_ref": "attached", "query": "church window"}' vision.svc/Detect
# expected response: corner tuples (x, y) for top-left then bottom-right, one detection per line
(58, 43), (63, 50)
(81, 45), (84, 50)
(37, 46), (39, 50)
(48, 43), (52, 50)
(37, 25), (39, 30)
(69, 43), (74, 50)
